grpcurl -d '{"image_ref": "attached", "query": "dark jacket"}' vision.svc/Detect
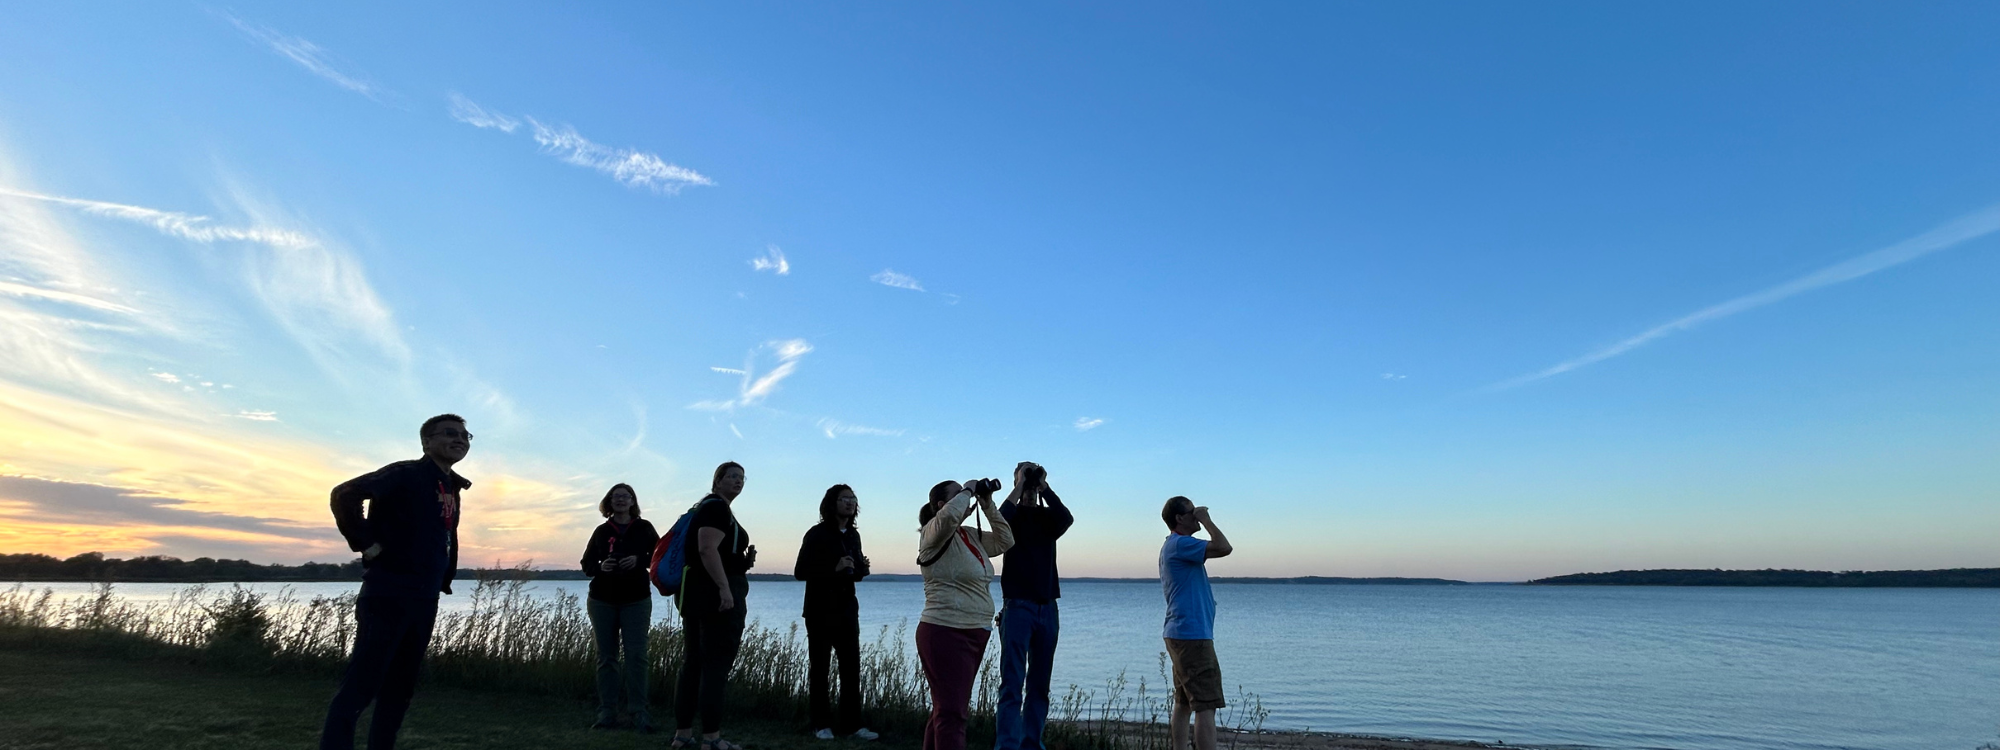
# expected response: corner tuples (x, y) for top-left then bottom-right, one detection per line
(330, 457), (469, 598)
(793, 522), (869, 618)
(999, 487), (1073, 603)
(581, 518), (661, 605)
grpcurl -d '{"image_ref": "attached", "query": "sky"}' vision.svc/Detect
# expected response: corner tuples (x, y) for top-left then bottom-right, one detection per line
(0, 2), (1996, 581)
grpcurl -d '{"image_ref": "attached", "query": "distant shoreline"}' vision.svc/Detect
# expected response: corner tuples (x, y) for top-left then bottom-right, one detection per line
(5, 553), (1996, 587)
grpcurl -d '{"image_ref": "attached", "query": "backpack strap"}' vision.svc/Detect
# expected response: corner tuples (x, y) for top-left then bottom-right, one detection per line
(918, 527), (983, 567)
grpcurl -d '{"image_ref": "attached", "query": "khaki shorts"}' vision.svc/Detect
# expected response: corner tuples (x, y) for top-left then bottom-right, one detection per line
(1164, 638), (1226, 712)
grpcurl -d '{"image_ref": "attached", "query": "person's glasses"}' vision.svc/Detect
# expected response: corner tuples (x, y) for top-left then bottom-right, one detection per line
(433, 428), (473, 440)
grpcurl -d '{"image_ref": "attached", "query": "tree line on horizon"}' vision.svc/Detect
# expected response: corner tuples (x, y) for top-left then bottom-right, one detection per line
(8, 552), (1996, 587)
(1529, 567), (2000, 587)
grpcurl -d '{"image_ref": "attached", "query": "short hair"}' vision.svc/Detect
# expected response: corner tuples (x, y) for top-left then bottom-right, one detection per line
(1162, 496), (1193, 529)
(920, 481), (955, 526)
(598, 483), (641, 519)
(819, 484), (855, 527)
(711, 461), (745, 494)
(420, 413), (467, 441)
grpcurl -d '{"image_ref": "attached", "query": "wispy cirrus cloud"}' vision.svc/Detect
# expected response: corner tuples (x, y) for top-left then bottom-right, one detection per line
(447, 95), (713, 194)
(816, 418), (904, 439)
(217, 12), (389, 102)
(751, 245), (790, 275)
(447, 92), (520, 133)
(1074, 417), (1105, 431)
(0, 187), (313, 249)
(528, 119), (714, 193)
(1488, 203), (2000, 391)
(3, 185), (408, 368)
(0, 279), (135, 314)
(871, 269), (924, 291)
(709, 366), (747, 376)
(689, 339), (813, 412)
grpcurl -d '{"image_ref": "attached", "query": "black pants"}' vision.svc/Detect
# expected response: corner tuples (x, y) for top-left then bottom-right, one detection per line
(806, 614), (863, 733)
(320, 595), (439, 750)
(675, 601), (746, 733)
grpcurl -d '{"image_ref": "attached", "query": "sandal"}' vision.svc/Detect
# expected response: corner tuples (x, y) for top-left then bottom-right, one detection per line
(703, 738), (748, 750)
(669, 736), (696, 750)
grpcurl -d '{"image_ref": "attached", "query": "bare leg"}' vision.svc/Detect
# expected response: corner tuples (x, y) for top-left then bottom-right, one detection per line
(1193, 709), (1217, 750)
(1170, 701), (1192, 750)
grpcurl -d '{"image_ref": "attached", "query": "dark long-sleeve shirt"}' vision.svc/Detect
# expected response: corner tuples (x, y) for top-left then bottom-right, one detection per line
(581, 518), (661, 604)
(999, 487), (1073, 603)
(793, 522), (869, 619)
(330, 457), (469, 598)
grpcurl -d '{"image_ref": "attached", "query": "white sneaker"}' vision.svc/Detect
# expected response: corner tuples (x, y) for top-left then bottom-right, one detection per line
(851, 728), (880, 741)
(814, 728), (836, 741)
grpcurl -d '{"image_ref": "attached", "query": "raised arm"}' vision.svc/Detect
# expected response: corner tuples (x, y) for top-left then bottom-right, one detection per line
(919, 489), (974, 558)
(977, 491), (1014, 557)
(1041, 485), (1075, 539)
(1196, 507), (1233, 558)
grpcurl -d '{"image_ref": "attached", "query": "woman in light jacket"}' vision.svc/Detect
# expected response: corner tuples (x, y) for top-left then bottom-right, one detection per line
(915, 478), (1014, 750)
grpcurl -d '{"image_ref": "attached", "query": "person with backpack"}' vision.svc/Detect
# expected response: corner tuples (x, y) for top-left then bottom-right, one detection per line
(794, 484), (879, 742)
(916, 477), (1014, 750)
(580, 483), (660, 732)
(672, 462), (757, 750)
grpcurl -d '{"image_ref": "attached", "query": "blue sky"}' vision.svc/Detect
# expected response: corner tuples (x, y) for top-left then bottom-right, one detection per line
(0, 2), (1995, 580)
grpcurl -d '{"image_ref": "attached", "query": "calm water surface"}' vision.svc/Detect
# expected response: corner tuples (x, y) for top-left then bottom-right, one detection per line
(19, 580), (1997, 750)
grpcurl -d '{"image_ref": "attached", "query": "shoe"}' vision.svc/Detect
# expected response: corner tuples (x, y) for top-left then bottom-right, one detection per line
(633, 720), (656, 735)
(590, 716), (618, 730)
(851, 728), (880, 741)
(814, 728), (836, 740)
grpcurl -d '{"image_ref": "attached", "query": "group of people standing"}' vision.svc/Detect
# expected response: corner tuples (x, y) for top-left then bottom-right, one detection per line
(318, 414), (1236, 750)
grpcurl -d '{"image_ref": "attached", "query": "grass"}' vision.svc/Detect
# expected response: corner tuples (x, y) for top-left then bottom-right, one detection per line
(0, 636), (849, 750)
(0, 579), (1268, 750)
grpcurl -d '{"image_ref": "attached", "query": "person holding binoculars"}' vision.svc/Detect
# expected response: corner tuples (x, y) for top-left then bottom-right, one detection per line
(994, 462), (1071, 750)
(915, 476), (1014, 750)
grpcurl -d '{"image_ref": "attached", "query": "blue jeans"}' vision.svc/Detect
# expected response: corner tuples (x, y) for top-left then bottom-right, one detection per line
(588, 597), (653, 723)
(994, 599), (1059, 750)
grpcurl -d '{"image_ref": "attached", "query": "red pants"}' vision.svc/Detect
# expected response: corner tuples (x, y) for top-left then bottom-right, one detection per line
(916, 621), (990, 750)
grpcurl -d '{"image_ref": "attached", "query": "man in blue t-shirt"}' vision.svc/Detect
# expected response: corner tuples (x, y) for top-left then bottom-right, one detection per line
(1158, 496), (1234, 750)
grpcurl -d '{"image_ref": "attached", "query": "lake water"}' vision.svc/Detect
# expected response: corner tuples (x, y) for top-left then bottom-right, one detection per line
(14, 580), (1996, 750)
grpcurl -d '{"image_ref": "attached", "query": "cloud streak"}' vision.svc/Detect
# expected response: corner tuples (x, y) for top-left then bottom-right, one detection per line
(2, 185), (408, 367)
(689, 339), (813, 411)
(1490, 203), (2000, 390)
(751, 245), (790, 275)
(0, 188), (313, 248)
(871, 269), (924, 291)
(528, 119), (714, 193)
(816, 418), (904, 439)
(446, 95), (713, 194)
(1074, 417), (1105, 431)
(447, 92), (520, 132)
(218, 12), (387, 102)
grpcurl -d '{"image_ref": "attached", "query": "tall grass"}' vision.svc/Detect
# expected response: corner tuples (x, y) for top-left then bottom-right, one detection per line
(0, 578), (1268, 747)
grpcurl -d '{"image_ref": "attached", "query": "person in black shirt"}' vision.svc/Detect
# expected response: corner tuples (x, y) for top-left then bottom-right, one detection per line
(320, 413), (471, 750)
(581, 483), (661, 732)
(994, 461), (1074, 750)
(794, 484), (880, 741)
(673, 461), (757, 750)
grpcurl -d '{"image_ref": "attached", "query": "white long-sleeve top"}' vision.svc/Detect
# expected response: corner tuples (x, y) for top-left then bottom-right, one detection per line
(917, 489), (1015, 630)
